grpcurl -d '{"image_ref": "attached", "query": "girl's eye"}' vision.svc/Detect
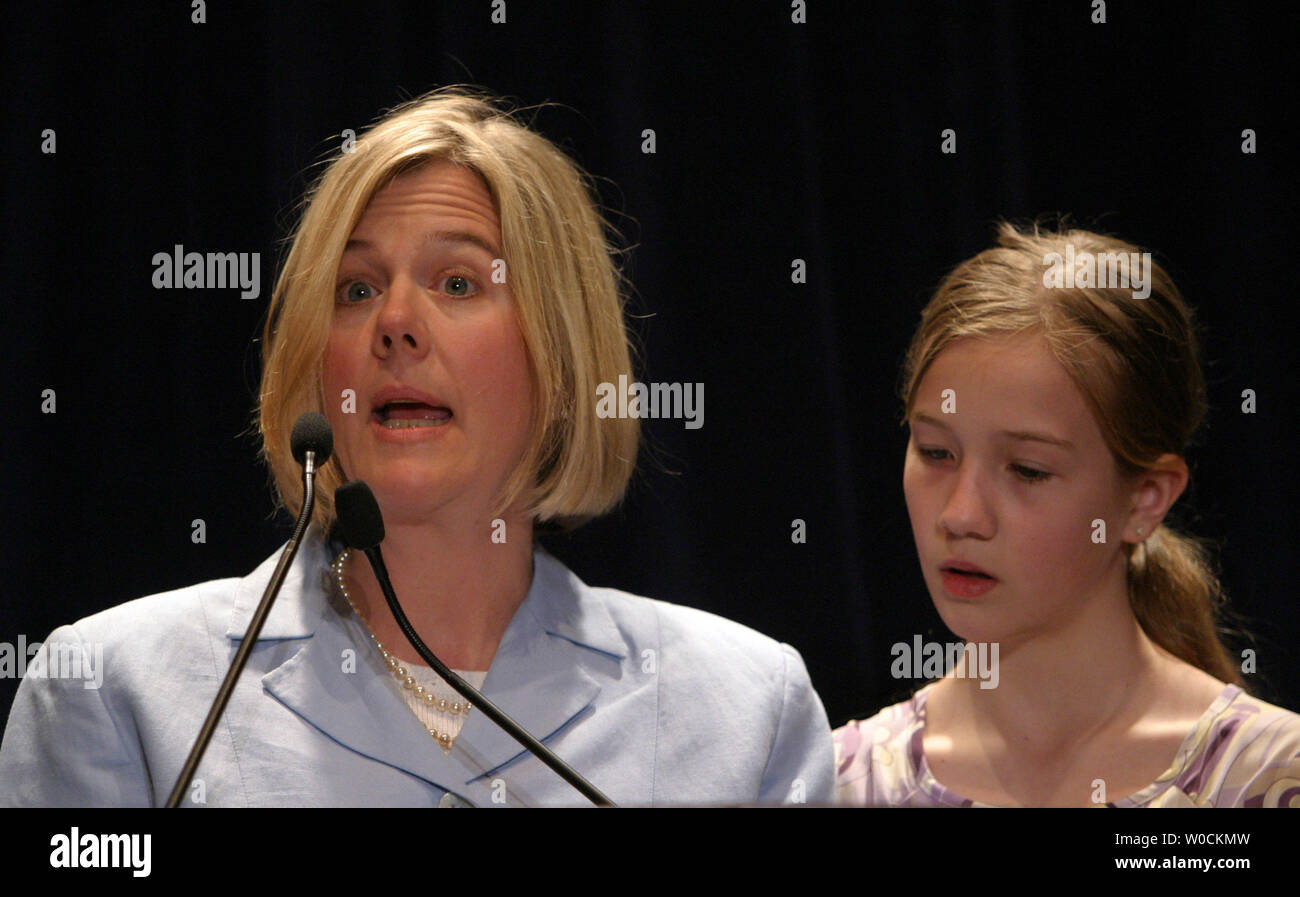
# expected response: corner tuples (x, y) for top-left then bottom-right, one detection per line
(918, 447), (952, 462)
(1011, 464), (1052, 484)
(338, 280), (378, 304)
(441, 273), (478, 297)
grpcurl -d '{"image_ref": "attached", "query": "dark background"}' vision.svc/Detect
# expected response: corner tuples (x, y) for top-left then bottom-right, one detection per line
(3, 1), (1296, 736)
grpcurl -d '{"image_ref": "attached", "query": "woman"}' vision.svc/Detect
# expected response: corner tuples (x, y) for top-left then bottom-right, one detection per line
(834, 221), (1300, 807)
(0, 88), (832, 806)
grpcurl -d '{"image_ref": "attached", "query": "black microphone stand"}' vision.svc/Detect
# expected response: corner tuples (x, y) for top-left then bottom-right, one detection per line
(164, 449), (322, 808)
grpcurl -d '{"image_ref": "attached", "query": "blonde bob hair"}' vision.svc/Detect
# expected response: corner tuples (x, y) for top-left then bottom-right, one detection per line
(900, 218), (1244, 687)
(257, 87), (639, 535)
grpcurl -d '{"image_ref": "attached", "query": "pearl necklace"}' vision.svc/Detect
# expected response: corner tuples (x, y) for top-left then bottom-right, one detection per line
(331, 548), (472, 752)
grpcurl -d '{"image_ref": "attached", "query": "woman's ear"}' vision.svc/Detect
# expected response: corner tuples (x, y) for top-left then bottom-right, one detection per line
(1123, 454), (1189, 543)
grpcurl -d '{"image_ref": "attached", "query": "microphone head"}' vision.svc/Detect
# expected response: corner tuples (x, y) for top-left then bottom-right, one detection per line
(334, 480), (385, 550)
(291, 412), (333, 466)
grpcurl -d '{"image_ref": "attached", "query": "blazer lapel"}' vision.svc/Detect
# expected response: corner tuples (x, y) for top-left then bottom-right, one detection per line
(227, 528), (485, 798)
(261, 604), (492, 796)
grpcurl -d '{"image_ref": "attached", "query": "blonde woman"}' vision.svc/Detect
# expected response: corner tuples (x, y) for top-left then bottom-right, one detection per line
(1, 88), (832, 807)
(834, 221), (1300, 807)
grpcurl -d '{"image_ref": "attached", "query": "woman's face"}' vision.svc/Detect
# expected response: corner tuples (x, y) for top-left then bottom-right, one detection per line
(321, 161), (534, 527)
(902, 334), (1142, 648)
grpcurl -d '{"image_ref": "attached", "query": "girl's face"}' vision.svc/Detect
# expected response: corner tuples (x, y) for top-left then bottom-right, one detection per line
(902, 334), (1149, 648)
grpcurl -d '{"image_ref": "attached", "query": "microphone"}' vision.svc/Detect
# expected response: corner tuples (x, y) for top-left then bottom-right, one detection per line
(333, 480), (616, 807)
(165, 412), (333, 808)
(291, 411), (333, 473)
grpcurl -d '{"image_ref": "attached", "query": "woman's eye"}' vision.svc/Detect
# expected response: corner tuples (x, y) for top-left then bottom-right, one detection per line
(918, 447), (952, 462)
(441, 274), (478, 297)
(1011, 464), (1052, 484)
(339, 280), (377, 303)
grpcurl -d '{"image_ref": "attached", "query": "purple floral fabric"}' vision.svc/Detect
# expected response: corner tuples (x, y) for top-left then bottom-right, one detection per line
(833, 683), (1300, 807)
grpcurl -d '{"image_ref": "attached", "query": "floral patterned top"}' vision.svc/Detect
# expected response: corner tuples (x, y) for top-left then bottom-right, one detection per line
(833, 683), (1300, 807)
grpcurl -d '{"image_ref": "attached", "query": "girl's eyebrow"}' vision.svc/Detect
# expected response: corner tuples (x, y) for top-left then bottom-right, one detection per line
(999, 428), (1075, 451)
(912, 412), (1076, 451)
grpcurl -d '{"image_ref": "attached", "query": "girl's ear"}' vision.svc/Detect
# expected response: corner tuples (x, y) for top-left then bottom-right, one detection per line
(1123, 454), (1188, 543)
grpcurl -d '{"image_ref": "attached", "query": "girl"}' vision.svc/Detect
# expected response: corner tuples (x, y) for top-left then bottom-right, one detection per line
(834, 221), (1300, 807)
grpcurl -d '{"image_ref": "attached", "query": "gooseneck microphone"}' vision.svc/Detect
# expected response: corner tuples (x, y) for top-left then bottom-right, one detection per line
(165, 412), (333, 808)
(333, 480), (615, 807)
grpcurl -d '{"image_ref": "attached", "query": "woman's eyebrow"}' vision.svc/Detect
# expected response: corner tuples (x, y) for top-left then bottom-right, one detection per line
(341, 238), (377, 255)
(912, 412), (1075, 450)
(421, 230), (501, 258)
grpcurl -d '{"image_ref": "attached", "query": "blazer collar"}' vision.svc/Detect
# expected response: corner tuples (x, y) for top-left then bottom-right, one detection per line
(508, 548), (626, 662)
(452, 550), (626, 791)
(226, 525), (331, 641)
(230, 532), (627, 804)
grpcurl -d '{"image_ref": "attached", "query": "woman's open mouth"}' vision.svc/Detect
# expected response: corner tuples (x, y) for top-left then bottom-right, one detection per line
(373, 400), (453, 429)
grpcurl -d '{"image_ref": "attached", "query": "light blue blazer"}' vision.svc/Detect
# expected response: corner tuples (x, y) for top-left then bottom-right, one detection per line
(0, 528), (833, 806)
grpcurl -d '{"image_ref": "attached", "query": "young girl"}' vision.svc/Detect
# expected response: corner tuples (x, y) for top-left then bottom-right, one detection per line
(834, 221), (1300, 807)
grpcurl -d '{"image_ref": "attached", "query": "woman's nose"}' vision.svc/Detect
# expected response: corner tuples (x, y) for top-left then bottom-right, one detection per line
(373, 275), (431, 358)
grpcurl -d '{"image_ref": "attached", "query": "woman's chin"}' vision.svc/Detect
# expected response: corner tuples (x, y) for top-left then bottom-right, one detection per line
(353, 479), (452, 523)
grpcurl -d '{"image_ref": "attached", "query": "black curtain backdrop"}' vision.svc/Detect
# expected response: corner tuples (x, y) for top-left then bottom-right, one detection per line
(3, 1), (1296, 736)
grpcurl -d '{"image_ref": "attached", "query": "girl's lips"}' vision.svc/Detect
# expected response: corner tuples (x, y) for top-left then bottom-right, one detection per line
(940, 568), (999, 599)
(941, 559), (996, 578)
